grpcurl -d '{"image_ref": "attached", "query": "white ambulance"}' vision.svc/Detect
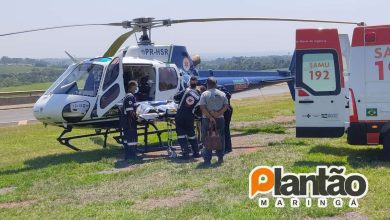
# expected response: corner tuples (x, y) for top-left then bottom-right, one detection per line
(295, 25), (390, 154)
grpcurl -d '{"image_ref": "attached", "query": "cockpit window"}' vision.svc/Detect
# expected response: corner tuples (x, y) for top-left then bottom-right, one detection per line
(53, 62), (103, 97)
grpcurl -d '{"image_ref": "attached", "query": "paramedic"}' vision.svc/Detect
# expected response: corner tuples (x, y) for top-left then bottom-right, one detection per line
(173, 76), (201, 159)
(121, 80), (139, 160)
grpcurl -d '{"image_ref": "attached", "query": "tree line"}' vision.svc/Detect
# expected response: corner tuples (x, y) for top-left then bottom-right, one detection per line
(0, 56), (71, 67)
(0, 67), (65, 88)
(0, 55), (292, 88)
(0, 56), (70, 88)
(198, 55), (292, 71)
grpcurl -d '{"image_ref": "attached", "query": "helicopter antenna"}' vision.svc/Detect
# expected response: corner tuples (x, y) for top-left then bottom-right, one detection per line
(64, 51), (78, 63)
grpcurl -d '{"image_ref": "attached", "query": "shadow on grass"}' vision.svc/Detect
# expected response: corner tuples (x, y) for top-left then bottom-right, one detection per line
(269, 139), (309, 146)
(169, 157), (199, 164)
(0, 135), (128, 175)
(195, 162), (223, 169)
(231, 133), (253, 138)
(294, 144), (390, 168)
(0, 147), (122, 176)
(89, 136), (120, 148)
(0, 134), (177, 175)
(113, 157), (154, 169)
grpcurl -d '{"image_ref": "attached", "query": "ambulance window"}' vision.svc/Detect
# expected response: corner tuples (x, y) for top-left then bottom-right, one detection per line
(159, 67), (178, 91)
(103, 58), (120, 90)
(297, 49), (340, 95)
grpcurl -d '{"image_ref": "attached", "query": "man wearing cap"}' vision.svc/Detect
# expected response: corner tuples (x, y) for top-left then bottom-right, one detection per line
(173, 76), (201, 159)
(199, 77), (229, 165)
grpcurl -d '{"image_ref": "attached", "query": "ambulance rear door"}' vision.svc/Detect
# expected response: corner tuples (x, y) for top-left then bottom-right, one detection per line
(295, 29), (347, 137)
(360, 26), (390, 122)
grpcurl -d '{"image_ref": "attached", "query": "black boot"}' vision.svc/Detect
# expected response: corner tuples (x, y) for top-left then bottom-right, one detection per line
(189, 139), (200, 158)
(178, 138), (190, 160)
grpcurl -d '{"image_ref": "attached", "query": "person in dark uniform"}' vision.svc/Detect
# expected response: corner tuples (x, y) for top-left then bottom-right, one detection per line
(173, 76), (201, 159)
(136, 76), (150, 101)
(217, 85), (233, 153)
(121, 80), (139, 160)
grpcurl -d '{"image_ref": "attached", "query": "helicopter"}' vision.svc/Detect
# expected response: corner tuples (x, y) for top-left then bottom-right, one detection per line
(0, 17), (362, 151)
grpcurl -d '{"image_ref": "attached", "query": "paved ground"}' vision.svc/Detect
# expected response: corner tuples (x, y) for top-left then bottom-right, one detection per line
(0, 83), (290, 126)
(231, 83), (290, 100)
(0, 106), (35, 126)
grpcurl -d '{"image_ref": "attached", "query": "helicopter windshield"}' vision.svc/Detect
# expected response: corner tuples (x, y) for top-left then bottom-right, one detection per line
(53, 62), (103, 96)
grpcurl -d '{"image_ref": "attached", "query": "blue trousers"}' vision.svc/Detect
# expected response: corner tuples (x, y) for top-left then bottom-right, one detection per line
(175, 116), (199, 155)
(201, 117), (225, 162)
(122, 125), (137, 158)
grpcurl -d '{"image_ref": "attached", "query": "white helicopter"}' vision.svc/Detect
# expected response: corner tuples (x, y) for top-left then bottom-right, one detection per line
(0, 17), (361, 151)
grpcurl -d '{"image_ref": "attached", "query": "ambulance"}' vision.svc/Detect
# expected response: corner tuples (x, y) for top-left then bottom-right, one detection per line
(294, 25), (390, 154)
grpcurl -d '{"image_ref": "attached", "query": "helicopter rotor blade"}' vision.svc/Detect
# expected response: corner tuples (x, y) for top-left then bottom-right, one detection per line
(0, 24), (107, 37)
(168, 17), (364, 26)
(0, 17), (364, 38)
(0, 17), (365, 58)
(0, 22), (133, 37)
(103, 28), (138, 57)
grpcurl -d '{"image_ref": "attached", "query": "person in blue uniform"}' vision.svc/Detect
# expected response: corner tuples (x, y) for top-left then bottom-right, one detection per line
(121, 80), (139, 160)
(173, 76), (201, 159)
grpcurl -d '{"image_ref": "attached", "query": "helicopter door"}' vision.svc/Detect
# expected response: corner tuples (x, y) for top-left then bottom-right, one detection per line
(155, 65), (180, 100)
(97, 56), (125, 117)
(295, 29), (347, 137)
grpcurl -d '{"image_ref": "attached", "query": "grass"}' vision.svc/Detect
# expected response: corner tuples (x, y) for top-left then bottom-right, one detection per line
(0, 94), (389, 219)
(232, 124), (287, 134)
(231, 94), (294, 122)
(0, 82), (52, 92)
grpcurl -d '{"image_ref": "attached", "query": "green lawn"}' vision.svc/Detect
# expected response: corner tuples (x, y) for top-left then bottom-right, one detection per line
(0, 82), (52, 92)
(232, 94), (294, 122)
(0, 94), (389, 219)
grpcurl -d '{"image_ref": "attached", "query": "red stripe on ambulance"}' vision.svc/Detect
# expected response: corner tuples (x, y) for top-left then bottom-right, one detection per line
(352, 25), (390, 47)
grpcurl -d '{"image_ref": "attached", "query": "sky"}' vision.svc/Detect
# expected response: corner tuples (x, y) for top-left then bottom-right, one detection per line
(0, 0), (386, 59)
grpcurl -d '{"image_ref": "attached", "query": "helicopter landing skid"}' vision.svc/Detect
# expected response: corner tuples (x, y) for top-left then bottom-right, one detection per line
(56, 118), (177, 154)
(57, 127), (115, 151)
